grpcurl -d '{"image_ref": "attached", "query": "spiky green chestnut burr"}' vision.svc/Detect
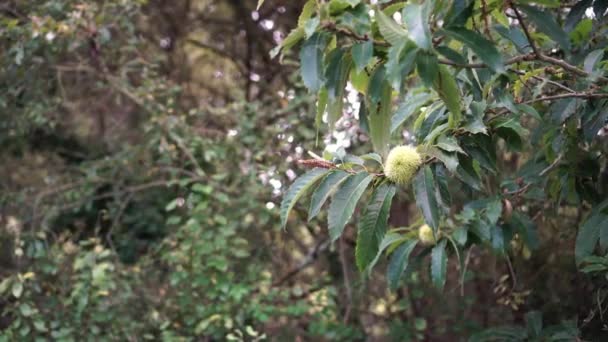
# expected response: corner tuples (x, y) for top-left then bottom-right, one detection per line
(418, 224), (436, 246)
(384, 145), (422, 186)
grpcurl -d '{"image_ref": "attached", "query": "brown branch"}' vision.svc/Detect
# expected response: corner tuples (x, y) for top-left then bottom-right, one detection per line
(438, 53), (535, 69)
(519, 92), (608, 104)
(509, 1), (540, 57)
(339, 236), (353, 324)
(271, 239), (330, 287)
(538, 54), (608, 82)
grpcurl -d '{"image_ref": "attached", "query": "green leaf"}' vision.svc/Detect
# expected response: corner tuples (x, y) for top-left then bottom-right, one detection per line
(280, 168), (329, 229)
(387, 239), (418, 289)
(271, 28), (305, 59)
(520, 4), (571, 51)
(300, 33), (329, 92)
(456, 155), (482, 190)
(367, 66), (393, 156)
(442, 27), (505, 73)
(376, 8), (408, 46)
(444, 0), (474, 28)
(309, 170), (350, 220)
(304, 17), (320, 38)
(256, 0), (265, 10)
(436, 135), (465, 154)
(431, 239), (448, 290)
(391, 92), (431, 133)
(368, 232), (405, 272)
(360, 152), (384, 166)
(565, 0), (593, 32)
(583, 49), (604, 76)
(352, 41), (373, 72)
(356, 183), (397, 271)
(575, 212), (608, 265)
(11, 281), (23, 299)
(414, 166), (440, 232)
(298, 0), (317, 27)
(328, 172), (374, 241)
(325, 49), (353, 129)
(385, 41), (418, 91)
(433, 66), (462, 128)
(416, 51), (438, 87)
(427, 147), (459, 173)
(403, 3), (432, 50)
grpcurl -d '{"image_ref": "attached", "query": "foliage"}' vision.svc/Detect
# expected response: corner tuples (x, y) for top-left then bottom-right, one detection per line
(2, 0), (608, 340)
(279, 0), (608, 338)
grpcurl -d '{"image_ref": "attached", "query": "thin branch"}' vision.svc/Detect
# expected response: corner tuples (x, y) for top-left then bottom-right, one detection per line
(339, 236), (353, 324)
(509, 1), (540, 57)
(271, 239), (330, 287)
(439, 53), (535, 69)
(539, 54), (608, 82)
(520, 92), (608, 104)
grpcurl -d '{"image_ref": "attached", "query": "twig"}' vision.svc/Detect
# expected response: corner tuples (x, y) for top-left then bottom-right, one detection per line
(538, 54), (608, 82)
(339, 236), (353, 324)
(520, 92), (608, 104)
(438, 53), (536, 69)
(509, 1), (540, 57)
(272, 239), (330, 287)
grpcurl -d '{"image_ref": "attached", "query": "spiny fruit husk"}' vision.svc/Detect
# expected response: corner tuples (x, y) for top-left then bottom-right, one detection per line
(384, 145), (422, 186)
(418, 224), (436, 246)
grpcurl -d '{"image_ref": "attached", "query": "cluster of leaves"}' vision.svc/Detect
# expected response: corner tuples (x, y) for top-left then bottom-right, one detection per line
(278, 0), (608, 300)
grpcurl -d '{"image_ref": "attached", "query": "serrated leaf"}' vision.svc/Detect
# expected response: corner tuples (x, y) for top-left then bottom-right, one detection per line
(436, 135), (465, 154)
(325, 49), (353, 129)
(565, 0), (593, 32)
(431, 239), (448, 290)
(583, 49), (604, 75)
(360, 152), (383, 166)
(304, 17), (320, 38)
(309, 170), (350, 220)
(442, 27), (504, 73)
(367, 232), (405, 272)
(444, 0), (474, 28)
(575, 212), (608, 265)
(402, 3), (432, 50)
(433, 65), (462, 129)
(356, 183), (397, 271)
(391, 92), (431, 133)
(456, 155), (482, 190)
(463, 101), (488, 134)
(367, 66), (393, 157)
(428, 148), (459, 173)
(416, 51), (438, 87)
(385, 41), (418, 91)
(298, 0), (317, 27)
(300, 33), (329, 92)
(352, 41), (373, 72)
(414, 166), (440, 231)
(271, 28), (305, 59)
(328, 172), (374, 241)
(376, 8), (408, 46)
(387, 240), (418, 289)
(280, 168), (329, 229)
(520, 4), (571, 51)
